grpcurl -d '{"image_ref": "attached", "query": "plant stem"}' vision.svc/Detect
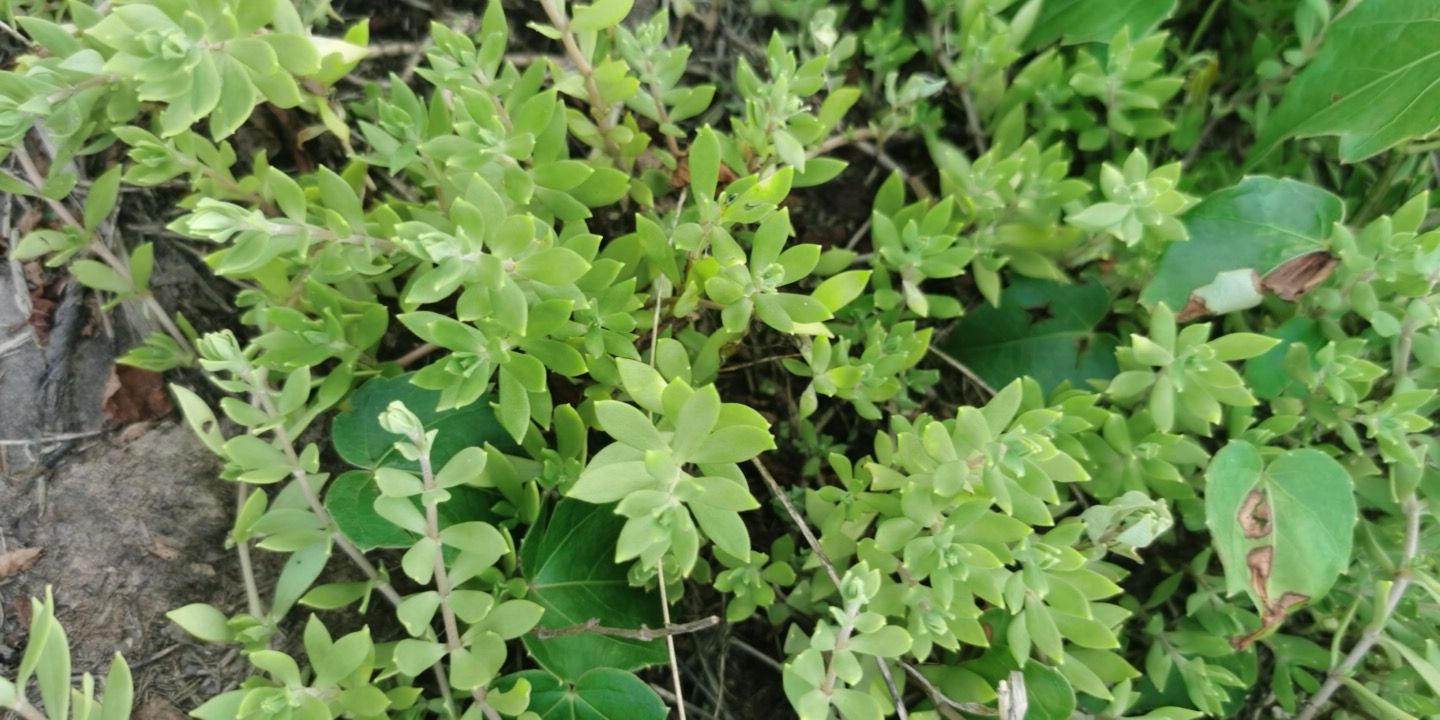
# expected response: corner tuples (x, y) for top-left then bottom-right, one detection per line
(807, 127), (880, 158)
(4, 696), (49, 720)
(656, 562), (688, 720)
(1184, 0), (1225, 55)
(420, 450), (464, 653)
(1394, 271), (1440, 379)
(928, 346), (997, 397)
(234, 484), (265, 618)
(251, 370), (402, 607)
(11, 142), (190, 350)
(532, 615), (719, 640)
(419, 446), (489, 711)
(1295, 493), (1424, 720)
(853, 139), (932, 199)
(536, 0), (625, 165)
(901, 662), (996, 716)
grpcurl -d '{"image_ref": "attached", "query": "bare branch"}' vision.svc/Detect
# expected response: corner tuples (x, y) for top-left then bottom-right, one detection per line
(531, 615), (720, 641)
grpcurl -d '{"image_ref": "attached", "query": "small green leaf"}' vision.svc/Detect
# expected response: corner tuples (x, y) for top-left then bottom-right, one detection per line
(570, 0), (634, 32)
(846, 626), (912, 658)
(689, 126), (721, 199)
(393, 639), (447, 676)
(71, 259), (132, 294)
(83, 166), (122, 231)
(517, 246), (590, 285)
(594, 400), (666, 451)
(98, 653), (132, 720)
(812, 270), (871, 313)
(129, 242), (154, 293)
(166, 604), (234, 643)
(689, 426), (774, 464)
(1207, 333), (1281, 362)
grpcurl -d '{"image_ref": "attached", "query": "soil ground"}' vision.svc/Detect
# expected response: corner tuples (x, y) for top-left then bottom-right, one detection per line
(0, 425), (249, 718)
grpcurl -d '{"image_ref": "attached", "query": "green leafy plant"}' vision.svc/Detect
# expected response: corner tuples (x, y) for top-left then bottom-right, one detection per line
(3, 0), (1439, 718)
(1, 589), (133, 720)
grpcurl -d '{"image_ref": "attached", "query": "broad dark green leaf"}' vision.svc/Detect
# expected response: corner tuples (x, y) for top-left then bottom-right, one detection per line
(521, 499), (666, 679)
(501, 668), (667, 720)
(330, 373), (515, 471)
(324, 470), (413, 549)
(1252, 0), (1440, 162)
(1205, 442), (1356, 632)
(1141, 177), (1343, 313)
(944, 278), (1118, 392)
(1242, 317), (1325, 400)
(1025, 0), (1175, 49)
(325, 470), (502, 551)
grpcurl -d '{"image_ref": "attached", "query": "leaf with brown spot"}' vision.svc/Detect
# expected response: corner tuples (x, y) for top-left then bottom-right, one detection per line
(1143, 177), (1344, 318)
(102, 364), (174, 424)
(1245, 545), (1274, 607)
(1237, 489), (1272, 539)
(1261, 250), (1338, 300)
(0, 547), (43, 579)
(1206, 441), (1356, 639)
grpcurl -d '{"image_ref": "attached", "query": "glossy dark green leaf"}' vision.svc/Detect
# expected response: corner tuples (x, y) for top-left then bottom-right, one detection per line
(521, 499), (666, 679)
(325, 470), (503, 551)
(324, 470), (413, 549)
(330, 372), (516, 471)
(501, 668), (667, 720)
(1141, 177), (1343, 312)
(1242, 317), (1325, 400)
(1252, 0), (1440, 162)
(1025, 0), (1175, 49)
(944, 278), (1118, 392)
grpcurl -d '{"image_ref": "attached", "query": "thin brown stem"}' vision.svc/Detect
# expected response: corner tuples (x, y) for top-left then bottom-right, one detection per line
(396, 342), (440, 368)
(728, 637), (783, 673)
(928, 346), (997, 397)
(958, 89), (988, 155)
(657, 562), (688, 720)
(807, 127), (880, 159)
(717, 353), (802, 373)
(901, 662), (996, 716)
(1295, 494), (1424, 720)
(532, 615), (720, 641)
(853, 140), (932, 199)
(750, 458), (840, 587)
